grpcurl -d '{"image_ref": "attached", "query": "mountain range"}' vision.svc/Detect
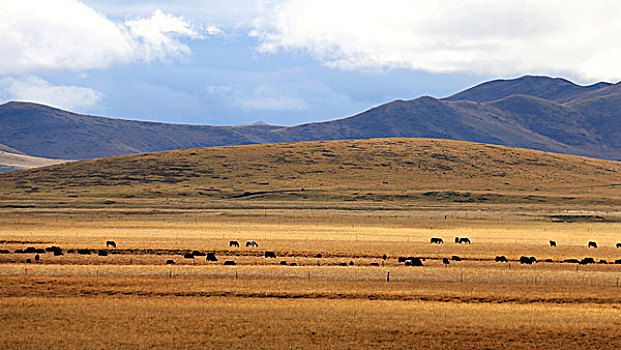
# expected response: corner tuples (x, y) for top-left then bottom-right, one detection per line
(0, 75), (619, 171)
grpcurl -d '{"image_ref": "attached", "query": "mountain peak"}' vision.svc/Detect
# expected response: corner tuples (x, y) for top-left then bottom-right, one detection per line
(444, 75), (611, 103)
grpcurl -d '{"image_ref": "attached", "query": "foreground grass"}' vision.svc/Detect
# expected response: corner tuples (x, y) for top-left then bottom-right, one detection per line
(1, 294), (619, 349)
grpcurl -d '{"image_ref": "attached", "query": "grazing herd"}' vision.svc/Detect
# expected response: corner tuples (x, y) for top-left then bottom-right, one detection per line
(2, 237), (620, 267)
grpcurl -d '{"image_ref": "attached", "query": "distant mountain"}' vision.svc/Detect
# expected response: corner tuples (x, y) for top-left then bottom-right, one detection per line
(0, 75), (619, 169)
(444, 75), (613, 103)
(0, 101), (281, 160)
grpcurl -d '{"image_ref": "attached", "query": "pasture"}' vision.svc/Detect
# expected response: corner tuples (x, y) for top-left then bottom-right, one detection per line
(1, 203), (620, 349)
(1, 139), (620, 349)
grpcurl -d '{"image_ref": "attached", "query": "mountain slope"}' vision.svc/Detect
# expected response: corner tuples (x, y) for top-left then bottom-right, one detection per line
(444, 75), (613, 103)
(0, 102), (281, 160)
(0, 75), (619, 162)
(0, 138), (618, 204)
(0, 150), (67, 172)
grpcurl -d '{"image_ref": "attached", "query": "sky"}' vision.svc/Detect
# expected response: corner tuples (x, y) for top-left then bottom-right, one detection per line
(1, 0), (620, 126)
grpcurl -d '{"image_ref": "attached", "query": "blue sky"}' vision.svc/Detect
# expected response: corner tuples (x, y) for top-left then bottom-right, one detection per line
(1, 1), (620, 125)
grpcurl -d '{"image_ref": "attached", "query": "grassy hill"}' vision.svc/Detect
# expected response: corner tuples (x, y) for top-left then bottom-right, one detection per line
(0, 138), (618, 206)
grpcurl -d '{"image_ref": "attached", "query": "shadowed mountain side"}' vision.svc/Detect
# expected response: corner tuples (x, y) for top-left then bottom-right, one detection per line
(0, 102), (282, 160)
(444, 75), (613, 103)
(0, 138), (618, 204)
(1, 76), (619, 161)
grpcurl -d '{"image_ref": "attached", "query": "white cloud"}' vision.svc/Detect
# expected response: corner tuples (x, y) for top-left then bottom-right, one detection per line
(252, 0), (621, 82)
(0, 0), (212, 74)
(204, 84), (233, 95)
(0, 76), (103, 111)
(234, 86), (308, 111)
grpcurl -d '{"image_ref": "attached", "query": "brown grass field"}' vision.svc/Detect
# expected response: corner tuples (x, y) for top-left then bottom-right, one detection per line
(0, 138), (620, 349)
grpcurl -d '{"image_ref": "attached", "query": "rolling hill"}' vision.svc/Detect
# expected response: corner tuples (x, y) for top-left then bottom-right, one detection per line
(0, 138), (618, 205)
(0, 75), (619, 169)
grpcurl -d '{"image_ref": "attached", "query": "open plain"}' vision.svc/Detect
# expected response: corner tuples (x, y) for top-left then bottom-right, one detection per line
(1, 139), (620, 349)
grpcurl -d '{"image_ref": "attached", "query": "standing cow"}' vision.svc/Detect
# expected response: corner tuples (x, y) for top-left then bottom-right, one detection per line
(245, 240), (259, 247)
(106, 241), (116, 248)
(456, 237), (471, 244)
(229, 241), (239, 247)
(549, 240), (557, 247)
(588, 241), (597, 248)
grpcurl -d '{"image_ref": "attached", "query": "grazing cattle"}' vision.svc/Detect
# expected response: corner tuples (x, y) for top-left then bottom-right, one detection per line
(290, 263), (298, 266)
(442, 258), (450, 265)
(588, 241), (597, 248)
(97, 250), (108, 256)
(280, 260), (287, 265)
(580, 257), (595, 265)
(563, 258), (580, 264)
(598, 259), (608, 264)
(192, 251), (206, 257)
(549, 240), (557, 247)
(229, 240), (239, 247)
(430, 238), (444, 244)
(315, 253), (323, 258)
(14, 249), (24, 254)
(183, 253), (194, 259)
(397, 257), (407, 263)
(106, 241), (116, 248)
(224, 260), (236, 265)
(339, 262), (348, 266)
(458, 237), (471, 244)
(382, 254), (387, 260)
(519, 256), (537, 265)
(615, 259), (621, 265)
(77, 249), (91, 255)
(616, 243), (621, 248)
(24, 247), (36, 253)
(26, 258), (32, 263)
(165, 260), (175, 265)
(455, 237), (460, 243)
(34, 254), (40, 261)
(245, 240), (259, 248)
(35, 248), (45, 254)
(544, 259), (553, 263)
(206, 253), (217, 262)
(495, 256), (508, 262)
(45, 246), (61, 252)
(67, 249), (75, 254)
(370, 262), (380, 266)
(53, 250), (63, 256)
(349, 261), (354, 266)
(451, 256), (462, 261)
(405, 258), (424, 266)
(0, 249), (10, 254)
(265, 251), (277, 259)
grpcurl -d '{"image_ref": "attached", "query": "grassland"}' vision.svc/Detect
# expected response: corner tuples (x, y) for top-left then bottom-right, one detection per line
(0, 138), (620, 349)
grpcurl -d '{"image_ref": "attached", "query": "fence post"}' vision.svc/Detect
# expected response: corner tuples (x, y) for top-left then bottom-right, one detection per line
(235, 271), (238, 280)
(386, 271), (390, 282)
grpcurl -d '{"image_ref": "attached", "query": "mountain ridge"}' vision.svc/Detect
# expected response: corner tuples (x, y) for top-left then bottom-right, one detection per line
(1, 75), (619, 169)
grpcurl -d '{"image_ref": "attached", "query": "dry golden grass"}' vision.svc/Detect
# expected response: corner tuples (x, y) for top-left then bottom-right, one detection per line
(0, 138), (619, 205)
(1, 138), (621, 348)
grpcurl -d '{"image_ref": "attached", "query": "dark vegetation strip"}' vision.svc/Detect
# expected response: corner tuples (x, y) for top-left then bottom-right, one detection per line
(6, 287), (621, 305)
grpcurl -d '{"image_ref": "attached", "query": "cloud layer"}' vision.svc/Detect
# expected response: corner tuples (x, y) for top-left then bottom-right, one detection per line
(253, 0), (621, 82)
(0, 0), (208, 74)
(0, 76), (103, 110)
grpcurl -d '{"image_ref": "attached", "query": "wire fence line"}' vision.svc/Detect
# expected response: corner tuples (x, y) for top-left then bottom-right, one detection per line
(3, 265), (620, 288)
